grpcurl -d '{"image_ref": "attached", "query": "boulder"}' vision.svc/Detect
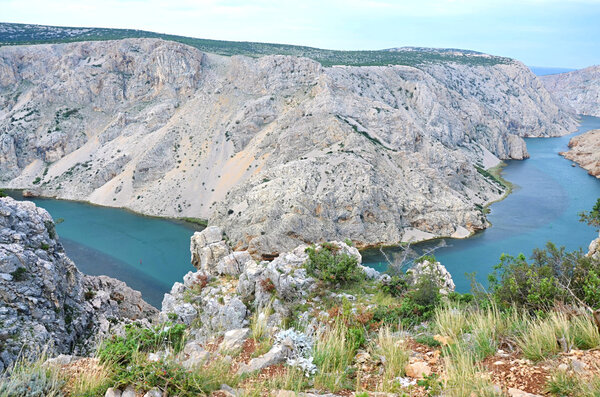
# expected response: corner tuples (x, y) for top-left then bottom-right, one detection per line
(219, 328), (250, 352)
(237, 343), (291, 374)
(404, 361), (431, 379)
(180, 341), (210, 369)
(190, 227), (232, 273)
(407, 260), (455, 293)
(104, 388), (122, 397)
(507, 388), (543, 397)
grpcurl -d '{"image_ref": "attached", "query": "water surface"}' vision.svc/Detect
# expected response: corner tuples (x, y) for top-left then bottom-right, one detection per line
(5, 195), (198, 308)
(363, 116), (600, 291)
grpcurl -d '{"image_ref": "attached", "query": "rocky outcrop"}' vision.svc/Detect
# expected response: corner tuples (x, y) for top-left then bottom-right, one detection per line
(0, 197), (157, 372)
(560, 129), (600, 178)
(161, 228), (380, 340)
(0, 39), (577, 256)
(541, 66), (600, 117)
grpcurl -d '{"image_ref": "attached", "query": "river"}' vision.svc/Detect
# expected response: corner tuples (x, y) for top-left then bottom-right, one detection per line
(6, 116), (600, 304)
(362, 115), (600, 291)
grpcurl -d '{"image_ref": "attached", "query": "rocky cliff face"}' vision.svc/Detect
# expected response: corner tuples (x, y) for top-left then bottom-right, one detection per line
(0, 39), (577, 256)
(0, 197), (157, 372)
(541, 66), (600, 117)
(560, 129), (600, 178)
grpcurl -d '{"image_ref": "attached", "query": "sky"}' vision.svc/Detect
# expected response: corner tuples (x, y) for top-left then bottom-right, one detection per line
(1, 0), (599, 68)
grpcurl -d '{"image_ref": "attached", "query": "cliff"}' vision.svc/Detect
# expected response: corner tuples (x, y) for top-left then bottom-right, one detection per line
(0, 197), (157, 372)
(0, 38), (577, 256)
(541, 65), (600, 117)
(560, 129), (600, 178)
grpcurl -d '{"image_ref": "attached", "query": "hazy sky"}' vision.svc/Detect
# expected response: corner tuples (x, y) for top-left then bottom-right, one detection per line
(2, 0), (599, 68)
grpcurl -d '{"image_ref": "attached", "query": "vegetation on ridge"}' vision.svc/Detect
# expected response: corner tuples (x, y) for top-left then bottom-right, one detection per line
(0, 22), (513, 67)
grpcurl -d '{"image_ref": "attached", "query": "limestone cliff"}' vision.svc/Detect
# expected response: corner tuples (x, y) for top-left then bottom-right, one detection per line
(560, 129), (600, 178)
(0, 39), (577, 256)
(0, 197), (157, 372)
(541, 66), (600, 117)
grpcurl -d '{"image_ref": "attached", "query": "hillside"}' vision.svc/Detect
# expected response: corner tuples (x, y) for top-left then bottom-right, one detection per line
(0, 37), (577, 256)
(541, 65), (600, 117)
(0, 22), (511, 67)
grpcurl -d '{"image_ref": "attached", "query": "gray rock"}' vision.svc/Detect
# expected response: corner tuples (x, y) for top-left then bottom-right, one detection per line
(237, 343), (291, 374)
(122, 386), (136, 397)
(0, 197), (157, 370)
(105, 388), (122, 397)
(216, 251), (254, 276)
(407, 260), (455, 293)
(180, 341), (210, 369)
(541, 66), (600, 117)
(219, 328), (250, 352)
(143, 388), (163, 397)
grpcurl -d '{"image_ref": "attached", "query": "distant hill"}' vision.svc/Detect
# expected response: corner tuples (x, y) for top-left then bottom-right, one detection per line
(0, 22), (511, 67)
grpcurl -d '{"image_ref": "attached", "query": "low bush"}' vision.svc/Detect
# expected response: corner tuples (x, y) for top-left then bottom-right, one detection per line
(488, 242), (600, 311)
(97, 322), (186, 366)
(305, 243), (364, 285)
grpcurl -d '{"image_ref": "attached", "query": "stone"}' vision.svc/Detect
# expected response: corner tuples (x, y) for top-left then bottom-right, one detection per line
(275, 391), (297, 397)
(507, 388), (543, 397)
(557, 363), (569, 371)
(219, 328), (250, 352)
(571, 358), (587, 373)
(404, 361), (431, 379)
(122, 386), (137, 397)
(354, 351), (371, 364)
(407, 260), (455, 293)
(0, 197), (157, 371)
(143, 388), (163, 397)
(45, 354), (79, 366)
(433, 334), (451, 346)
(560, 130), (600, 179)
(105, 388), (122, 397)
(237, 343), (291, 374)
(217, 251), (254, 276)
(180, 341), (210, 369)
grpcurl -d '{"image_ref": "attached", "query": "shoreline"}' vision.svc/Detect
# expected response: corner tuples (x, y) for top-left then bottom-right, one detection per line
(1, 188), (207, 231)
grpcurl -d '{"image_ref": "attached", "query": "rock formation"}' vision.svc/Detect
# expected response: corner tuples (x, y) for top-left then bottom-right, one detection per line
(0, 197), (157, 372)
(0, 39), (577, 256)
(541, 66), (600, 117)
(161, 226), (381, 341)
(560, 129), (600, 178)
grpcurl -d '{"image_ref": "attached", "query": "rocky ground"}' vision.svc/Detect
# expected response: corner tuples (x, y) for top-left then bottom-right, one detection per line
(560, 129), (600, 178)
(0, 38), (577, 256)
(541, 66), (600, 117)
(0, 196), (157, 372)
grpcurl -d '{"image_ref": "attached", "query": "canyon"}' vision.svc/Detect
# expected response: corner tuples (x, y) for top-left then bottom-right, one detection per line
(0, 37), (577, 257)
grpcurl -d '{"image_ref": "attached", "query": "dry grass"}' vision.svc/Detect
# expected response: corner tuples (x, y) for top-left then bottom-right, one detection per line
(372, 326), (409, 391)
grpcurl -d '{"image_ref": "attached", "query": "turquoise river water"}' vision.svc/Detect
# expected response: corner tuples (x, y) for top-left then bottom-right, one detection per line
(8, 116), (600, 306)
(363, 115), (600, 290)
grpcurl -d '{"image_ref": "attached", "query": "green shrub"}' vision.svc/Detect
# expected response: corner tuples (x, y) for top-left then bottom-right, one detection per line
(98, 322), (186, 366)
(305, 243), (364, 285)
(415, 335), (442, 347)
(345, 326), (367, 351)
(488, 242), (600, 311)
(32, 177), (41, 185)
(380, 275), (408, 297)
(579, 198), (600, 229)
(0, 189), (6, 198)
(10, 267), (28, 282)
